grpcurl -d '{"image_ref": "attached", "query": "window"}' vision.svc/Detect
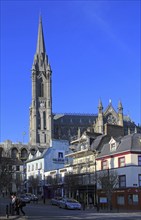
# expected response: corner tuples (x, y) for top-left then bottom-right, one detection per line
(43, 112), (46, 129)
(58, 152), (63, 159)
(16, 166), (20, 171)
(11, 148), (18, 159)
(117, 195), (125, 205)
(36, 163), (38, 170)
(119, 175), (126, 188)
(138, 156), (141, 166)
(111, 143), (116, 151)
(138, 174), (141, 187)
(28, 165), (30, 172)
(128, 194), (138, 205)
(40, 162), (42, 169)
(118, 157), (125, 167)
(109, 137), (117, 151)
(39, 81), (44, 97)
(101, 160), (108, 170)
(32, 164), (34, 171)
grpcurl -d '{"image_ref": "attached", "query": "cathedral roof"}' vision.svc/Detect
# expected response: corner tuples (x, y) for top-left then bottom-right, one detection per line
(53, 113), (97, 126)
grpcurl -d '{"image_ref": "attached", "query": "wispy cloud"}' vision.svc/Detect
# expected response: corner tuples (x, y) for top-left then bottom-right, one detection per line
(81, 2), (131, 54)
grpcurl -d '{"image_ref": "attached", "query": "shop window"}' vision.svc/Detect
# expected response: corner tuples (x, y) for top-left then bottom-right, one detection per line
(138, 156), (141, 166)
(117, 195), (125, 205)
(119, 175), (126, 188)
(138, 174), (141, 187)
(118, 157), (125, 167)
(128, 194), (138, 205)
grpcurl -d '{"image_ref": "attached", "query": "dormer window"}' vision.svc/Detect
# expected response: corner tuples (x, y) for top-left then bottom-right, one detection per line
(111, 142), (116, 151)
(109, 137), (117, 151)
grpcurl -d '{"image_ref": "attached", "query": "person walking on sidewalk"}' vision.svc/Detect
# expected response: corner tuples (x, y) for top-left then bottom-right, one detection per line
(11, 194), (16, 215)
(16, 198), (26, 216)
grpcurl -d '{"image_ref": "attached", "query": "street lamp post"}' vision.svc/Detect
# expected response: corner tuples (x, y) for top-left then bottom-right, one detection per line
(92, 150), (100, 208)
(43, 174), (46, 204)
(85, 157), (89, 207)
(94, 161), (97, 206)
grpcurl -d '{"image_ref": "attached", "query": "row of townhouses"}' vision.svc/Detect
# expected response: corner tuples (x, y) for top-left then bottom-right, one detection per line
(25, 124), (141, 210)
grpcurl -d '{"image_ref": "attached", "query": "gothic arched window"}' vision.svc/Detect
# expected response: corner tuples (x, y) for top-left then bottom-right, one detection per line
(21, 148), (28, 160)
(38, 79), (44, 97)
(11, 148), (18, 159)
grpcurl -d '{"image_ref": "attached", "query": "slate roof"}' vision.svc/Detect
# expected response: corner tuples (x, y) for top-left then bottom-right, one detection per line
(53, 113), (97, 126)
(26, 147), (50, 163)
(97, 133), (141, 158)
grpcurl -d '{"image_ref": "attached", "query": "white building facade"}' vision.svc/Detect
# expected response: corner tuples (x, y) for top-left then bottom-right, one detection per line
(26, 139), (69, 196)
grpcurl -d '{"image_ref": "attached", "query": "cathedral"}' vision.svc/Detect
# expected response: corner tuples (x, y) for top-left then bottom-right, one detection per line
(29, 16), (140, 146)
(0, 16), (140, 160)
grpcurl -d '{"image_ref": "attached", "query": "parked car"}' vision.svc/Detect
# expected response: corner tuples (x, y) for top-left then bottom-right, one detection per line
(31, 194), (38, 201)
(51, 197), (63, 206)
(59, 198), (81, 210)
(19, 194), (30, 203)
(25, 193), (38, 201)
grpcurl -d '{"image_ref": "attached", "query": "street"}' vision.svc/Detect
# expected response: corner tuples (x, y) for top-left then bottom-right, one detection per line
(0, 197), (141, 220)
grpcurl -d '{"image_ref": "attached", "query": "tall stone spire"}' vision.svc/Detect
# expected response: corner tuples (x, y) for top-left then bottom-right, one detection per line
(29, 16), (52, 147)
(36, 16), (46, 54)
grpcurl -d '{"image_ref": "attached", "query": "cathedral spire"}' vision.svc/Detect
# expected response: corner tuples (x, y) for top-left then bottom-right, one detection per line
(30, 16), (52, 147)
(36, 16), (46, 54)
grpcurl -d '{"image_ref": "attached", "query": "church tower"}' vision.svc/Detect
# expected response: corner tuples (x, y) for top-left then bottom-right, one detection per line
(29, 16), (52, 146)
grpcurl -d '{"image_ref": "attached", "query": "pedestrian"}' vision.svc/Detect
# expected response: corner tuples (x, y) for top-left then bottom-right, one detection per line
(11, 194), (16, 215)
(16, 198), (26, 216)
(15, 197), (20, 215)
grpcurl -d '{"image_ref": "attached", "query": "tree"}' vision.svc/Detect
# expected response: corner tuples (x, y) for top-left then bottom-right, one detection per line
(46, 174), (62, 197)
(28, 176), (40, 194)
(64, 173), (80, 198)
(15, 172), (23, 193)
(97, 169), (119, 210)
(0, 157), (16, 193)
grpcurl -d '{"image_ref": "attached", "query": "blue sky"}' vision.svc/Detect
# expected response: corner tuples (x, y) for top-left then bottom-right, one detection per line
(0, 0), (140, 143)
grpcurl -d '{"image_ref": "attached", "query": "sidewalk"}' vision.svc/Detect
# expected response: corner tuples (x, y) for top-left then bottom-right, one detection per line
(0, 216), (27, 220)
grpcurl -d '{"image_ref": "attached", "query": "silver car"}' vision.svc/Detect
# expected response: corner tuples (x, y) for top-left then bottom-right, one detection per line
(51, 197), (63, 206)
(59, 198), (81, 210)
